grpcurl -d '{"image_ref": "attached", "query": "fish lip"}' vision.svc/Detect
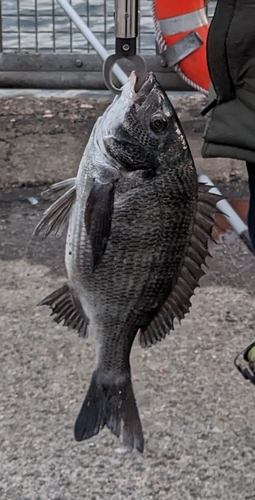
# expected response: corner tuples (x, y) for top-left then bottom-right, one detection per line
(133, 72), (155, 105)
(136, 72), (155, 92)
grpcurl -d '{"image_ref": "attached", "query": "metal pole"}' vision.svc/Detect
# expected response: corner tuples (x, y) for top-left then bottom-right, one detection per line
(56, 0), (128, 86)
(197, 170), (253, 252)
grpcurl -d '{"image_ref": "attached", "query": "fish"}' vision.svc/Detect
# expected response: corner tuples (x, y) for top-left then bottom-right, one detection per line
(34, 71), (218, 453)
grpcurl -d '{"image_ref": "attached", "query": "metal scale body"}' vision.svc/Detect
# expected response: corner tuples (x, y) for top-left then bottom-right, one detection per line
(103, 0), (147, 93)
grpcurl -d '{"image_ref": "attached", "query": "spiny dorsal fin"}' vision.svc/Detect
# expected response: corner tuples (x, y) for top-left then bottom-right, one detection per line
(139, 184), (220, 348)
(38, 283), (89, 338)
(42, 178), (76, 200)
(34, 178), (76, 239)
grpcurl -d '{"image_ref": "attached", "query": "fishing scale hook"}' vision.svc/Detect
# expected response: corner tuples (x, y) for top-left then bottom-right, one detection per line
(103, 0), (147, 94)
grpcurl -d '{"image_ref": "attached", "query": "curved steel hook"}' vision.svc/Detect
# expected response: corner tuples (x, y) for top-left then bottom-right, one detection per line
(103, 54), (147, 94)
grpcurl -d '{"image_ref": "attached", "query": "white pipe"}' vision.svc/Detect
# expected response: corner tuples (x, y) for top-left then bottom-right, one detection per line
(56, 0), (128, 86)
(198, 173), (247, 235)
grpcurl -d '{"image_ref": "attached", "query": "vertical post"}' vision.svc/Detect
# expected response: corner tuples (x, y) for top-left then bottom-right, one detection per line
(35, 0), (38, 52)
(17, 0), (21, 51)
(0, 0), (3, 52)
(52, 0), (56, 52)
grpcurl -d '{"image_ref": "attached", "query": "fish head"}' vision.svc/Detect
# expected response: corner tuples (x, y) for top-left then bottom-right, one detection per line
(100, 71), (190, 173)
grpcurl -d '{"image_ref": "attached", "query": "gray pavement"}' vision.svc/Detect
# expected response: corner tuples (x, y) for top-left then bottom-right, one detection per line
(1, 94), (255, 500)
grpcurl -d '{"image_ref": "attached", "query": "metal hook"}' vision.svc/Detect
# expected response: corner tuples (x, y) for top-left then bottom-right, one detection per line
(103, 53), (147, 94)
(103, 0), (147, 94)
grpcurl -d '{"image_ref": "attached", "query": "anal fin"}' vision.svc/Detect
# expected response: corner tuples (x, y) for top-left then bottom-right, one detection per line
(39, 283), (89, 338)
(34, 178), (76, 239)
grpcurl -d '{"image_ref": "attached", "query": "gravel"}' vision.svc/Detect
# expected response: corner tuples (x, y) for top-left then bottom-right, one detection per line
(1, 233), (255, 499)
(1, 93), (255, 500)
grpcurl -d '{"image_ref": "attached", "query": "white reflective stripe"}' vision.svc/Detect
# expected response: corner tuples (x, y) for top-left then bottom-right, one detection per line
(159, 8), (208, 36)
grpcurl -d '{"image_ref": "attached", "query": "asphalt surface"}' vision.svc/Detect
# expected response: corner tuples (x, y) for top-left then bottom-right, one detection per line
(1, 94), (255, 500)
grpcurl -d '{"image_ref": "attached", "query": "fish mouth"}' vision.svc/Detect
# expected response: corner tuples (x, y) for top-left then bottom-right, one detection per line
(132, 71), (155, 106)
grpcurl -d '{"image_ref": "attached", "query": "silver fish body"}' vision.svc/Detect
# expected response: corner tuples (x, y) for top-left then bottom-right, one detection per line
(35, 72), (218, 452)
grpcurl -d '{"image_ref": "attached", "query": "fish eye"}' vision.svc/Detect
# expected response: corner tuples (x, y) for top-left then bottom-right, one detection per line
(150, 113), (168, 133)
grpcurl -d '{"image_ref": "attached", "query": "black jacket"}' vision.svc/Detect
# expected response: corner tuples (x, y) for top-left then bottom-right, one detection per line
(202, 0), (255, 162)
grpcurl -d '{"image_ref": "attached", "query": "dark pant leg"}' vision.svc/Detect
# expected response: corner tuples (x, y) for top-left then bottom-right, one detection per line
(246, 162), (255, 251)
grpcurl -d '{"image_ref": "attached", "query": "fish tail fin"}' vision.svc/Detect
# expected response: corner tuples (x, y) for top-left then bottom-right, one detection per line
(74, 370), (144, 453)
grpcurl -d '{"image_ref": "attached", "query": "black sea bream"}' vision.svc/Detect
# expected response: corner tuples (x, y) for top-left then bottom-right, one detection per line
(35, 72), (218, 452)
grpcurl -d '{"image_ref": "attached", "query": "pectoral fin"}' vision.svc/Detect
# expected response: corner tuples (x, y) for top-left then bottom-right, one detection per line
(34, 178), (76, 239)
(85, 178), (115, 271)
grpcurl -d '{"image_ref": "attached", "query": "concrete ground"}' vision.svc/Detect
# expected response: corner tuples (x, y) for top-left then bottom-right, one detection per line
(1, 93), (255, 500)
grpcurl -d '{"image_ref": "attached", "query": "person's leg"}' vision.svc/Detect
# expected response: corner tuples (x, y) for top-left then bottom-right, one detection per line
(246, 162), (255, 251)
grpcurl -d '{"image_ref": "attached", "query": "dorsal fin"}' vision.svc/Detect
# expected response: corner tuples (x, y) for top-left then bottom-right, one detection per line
(139, 184), (220, 348)
(42, 178), (76, 200)
(34, 178), (76, 239)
